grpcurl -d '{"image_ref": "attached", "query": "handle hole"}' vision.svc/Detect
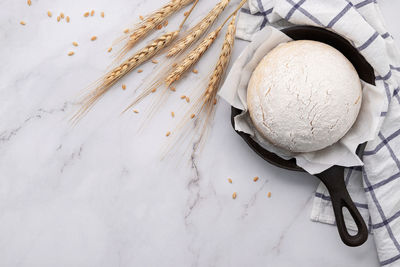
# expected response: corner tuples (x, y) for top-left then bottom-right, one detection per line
(342, 206), (358, 236)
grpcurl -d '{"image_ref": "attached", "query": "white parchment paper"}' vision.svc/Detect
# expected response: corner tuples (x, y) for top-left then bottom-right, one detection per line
(219, 26), (385, 174)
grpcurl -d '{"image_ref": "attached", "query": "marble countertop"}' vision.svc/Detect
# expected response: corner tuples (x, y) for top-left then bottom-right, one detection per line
(1, 0), (399, 266)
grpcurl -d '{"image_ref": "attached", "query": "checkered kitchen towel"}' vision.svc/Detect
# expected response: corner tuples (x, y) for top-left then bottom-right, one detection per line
(237, 0), (400, 265)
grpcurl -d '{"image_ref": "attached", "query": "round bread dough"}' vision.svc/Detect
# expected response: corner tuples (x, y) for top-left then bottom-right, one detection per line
(247, 40), (362, 153)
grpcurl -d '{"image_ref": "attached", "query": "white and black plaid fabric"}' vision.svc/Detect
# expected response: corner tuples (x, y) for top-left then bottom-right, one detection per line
(237, 0), (400, 265)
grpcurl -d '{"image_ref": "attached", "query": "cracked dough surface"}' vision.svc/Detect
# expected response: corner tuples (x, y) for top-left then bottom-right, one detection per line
(247, 40), (362, 153)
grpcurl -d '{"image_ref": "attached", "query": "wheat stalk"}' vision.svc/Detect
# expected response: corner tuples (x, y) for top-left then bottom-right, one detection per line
(165, 27), (222, 87)
(72, 31), (179, 123)
(166, 0), (231, 57)
(117, 0), (193, 59)
(161, 15), (237, 158)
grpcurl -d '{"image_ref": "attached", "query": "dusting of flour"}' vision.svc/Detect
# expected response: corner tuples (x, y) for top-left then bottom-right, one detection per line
(247, 40), (362, 153)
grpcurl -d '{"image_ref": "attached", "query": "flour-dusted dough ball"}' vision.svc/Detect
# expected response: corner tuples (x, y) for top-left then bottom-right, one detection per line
(247, 40), (362, 153)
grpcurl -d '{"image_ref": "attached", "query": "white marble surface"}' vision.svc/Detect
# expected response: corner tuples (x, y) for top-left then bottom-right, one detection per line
(1, 0), (399, 266)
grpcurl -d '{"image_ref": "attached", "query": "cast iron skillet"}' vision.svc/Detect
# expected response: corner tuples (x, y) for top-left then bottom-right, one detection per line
(231, 26), (375, 247)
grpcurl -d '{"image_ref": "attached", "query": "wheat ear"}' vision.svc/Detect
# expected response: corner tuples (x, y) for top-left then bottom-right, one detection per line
(204, 15), (236, 102)
(117, 0), (193, 59)
(72, 31), (179, 123)
(162, 15), (238, 157)
(166, 0), (231, 57)
(165, 27), (222, 87)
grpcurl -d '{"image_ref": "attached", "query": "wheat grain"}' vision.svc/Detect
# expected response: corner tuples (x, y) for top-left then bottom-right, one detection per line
(68, 51), (75, 56)
(27, 0), (31, 6)
(60, 12), (65, 19)
(91, 36), (97, 41)
(47, 11), (52, 17)
(66, 16), (70, 22)
(72, 31), (178, 122)
(20, 21), (26, 25)
(165, 27), (221, 87)
(72, 41), (78, 47)
(84, 12), (90, 17)
(101, 12), (105, 18)
(91, 10), (95, 16)
(118, 0), (193, 59)
(167, 0), (230, 57)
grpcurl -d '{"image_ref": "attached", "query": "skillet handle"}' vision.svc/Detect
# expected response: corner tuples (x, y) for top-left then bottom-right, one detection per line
(316, 166), (368, 247)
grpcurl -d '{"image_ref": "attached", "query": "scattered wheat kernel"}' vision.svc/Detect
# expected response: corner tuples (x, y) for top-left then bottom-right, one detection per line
(20, 21), (26, 25)
(180, 95), (186, 99)
(91, 36), (97, 41)
(171, 111), (175, 117)
(267, 192), (271, 198)
(139, 15), (144, 20)
(84, 12), (90, 17)
(68, 51), (75, 56)
(122, 84), (127, 90)
(151, 88), (157, 93)
(66, 16), (70, 22)
(72, 41), (78, 47)
(151, 59), (158, 64)
(47, 11), (52, 17)
(123, 28), (129, 34)
(163, 20), (168, 27)
(232, 192), (237, 199)
(101, 12), (105, 18)
(156, 24), (162, 30)
(91, 10), (95, 16)
(27, 0), (31, 6)
(57, 16), (60, 22)
(133, 109), (139, 114)
(60, 12), (64, 19)
(166, 131), (171, 137)
(192, 69), (198, 74)
(170, 86), (176, 92)
(186, 96), (190, 103)
(253, 176), (259, 182)
(184, 11), (189, 16)
(107, 47), (112, 53)
(228, 178), (232, 183)
(137, 69), (143, 73)
(190, 114), (195, 119)
(172, 63), (177, 67)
